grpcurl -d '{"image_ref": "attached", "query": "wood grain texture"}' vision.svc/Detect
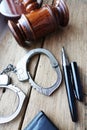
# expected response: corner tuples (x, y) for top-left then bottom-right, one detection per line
(0, 19), (42, 130)
(0, 0), (87, 130)
(22, 0), (87, 130)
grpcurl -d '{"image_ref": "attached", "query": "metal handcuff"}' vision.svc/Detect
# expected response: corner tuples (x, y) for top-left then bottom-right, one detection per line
(0, 75), (26, 124)
(16, 48), (62, 96)
(0, 48), (62, 124)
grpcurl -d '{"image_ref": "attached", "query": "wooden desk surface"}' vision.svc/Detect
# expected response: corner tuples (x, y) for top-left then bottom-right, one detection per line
(0, 0), (87, 130)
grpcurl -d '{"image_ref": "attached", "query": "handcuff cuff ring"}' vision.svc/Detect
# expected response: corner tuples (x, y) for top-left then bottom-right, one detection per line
(16, 48), (62, 96)
(0, 84), (26, 124)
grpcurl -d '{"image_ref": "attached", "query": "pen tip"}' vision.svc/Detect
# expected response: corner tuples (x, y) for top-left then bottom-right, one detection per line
(61, 46), (69, 66)
(61, 47), (65, 58)
(62, 46), (65, 51)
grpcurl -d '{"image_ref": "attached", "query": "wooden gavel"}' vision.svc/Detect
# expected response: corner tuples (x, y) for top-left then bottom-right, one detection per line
(8, 0), (69, 47)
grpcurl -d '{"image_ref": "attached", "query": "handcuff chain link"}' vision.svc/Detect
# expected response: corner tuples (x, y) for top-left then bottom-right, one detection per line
(0, 64), (17, 75)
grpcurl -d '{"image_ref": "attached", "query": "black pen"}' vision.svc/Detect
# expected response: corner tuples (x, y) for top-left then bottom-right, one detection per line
(61, 47), (78, 122)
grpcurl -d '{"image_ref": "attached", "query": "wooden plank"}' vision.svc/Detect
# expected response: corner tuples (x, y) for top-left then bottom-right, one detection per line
(0, 18), (42, 130)
(0, 0), (87, 129)
(22, 0), (87, 130)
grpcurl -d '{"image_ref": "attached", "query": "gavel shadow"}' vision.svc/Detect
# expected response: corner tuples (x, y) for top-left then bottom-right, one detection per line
(43, 22), (83, 48)
(22, 24), (77, 50)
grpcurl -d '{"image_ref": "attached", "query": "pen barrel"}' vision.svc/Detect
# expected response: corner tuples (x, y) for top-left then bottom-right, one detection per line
(70, 62), (83, 101)
(63, 65), (78, 122)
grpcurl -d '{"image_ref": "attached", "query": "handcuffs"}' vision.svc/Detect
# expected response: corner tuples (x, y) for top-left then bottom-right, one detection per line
(16, 48), (62, 96)
(0, 48), (62, 124)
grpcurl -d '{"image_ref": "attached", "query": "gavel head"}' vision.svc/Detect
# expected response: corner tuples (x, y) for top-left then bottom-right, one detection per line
(8, 0), (69, 47)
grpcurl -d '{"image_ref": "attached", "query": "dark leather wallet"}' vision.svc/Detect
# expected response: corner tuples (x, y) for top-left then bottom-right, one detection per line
(24, 111), (58, 130)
